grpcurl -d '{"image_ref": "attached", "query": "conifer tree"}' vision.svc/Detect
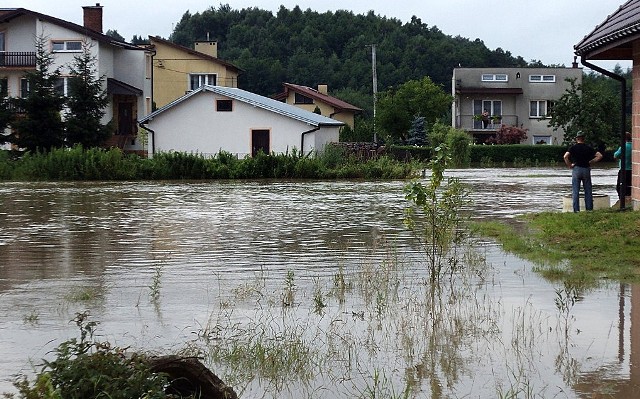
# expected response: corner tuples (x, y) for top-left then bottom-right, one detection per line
(11, 35), (65, 152)
(65, 40), (110, 147)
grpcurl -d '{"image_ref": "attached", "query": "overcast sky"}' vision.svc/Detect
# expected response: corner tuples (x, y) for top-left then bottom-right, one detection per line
(7, 0), (632, 71)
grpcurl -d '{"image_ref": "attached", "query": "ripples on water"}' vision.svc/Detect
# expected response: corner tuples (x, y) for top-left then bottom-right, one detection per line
(0, 166), (633, 398)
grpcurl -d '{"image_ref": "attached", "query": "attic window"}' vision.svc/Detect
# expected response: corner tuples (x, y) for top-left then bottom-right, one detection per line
(481, 74), (508, 82)
(529, 74), (556, 83)
(216, 99), (232, 111)
(52, 40), (82, 52)
(294, 93), (313, 104)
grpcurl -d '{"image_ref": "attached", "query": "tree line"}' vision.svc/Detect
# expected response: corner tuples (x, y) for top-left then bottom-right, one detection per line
(168, 4), (536, 116)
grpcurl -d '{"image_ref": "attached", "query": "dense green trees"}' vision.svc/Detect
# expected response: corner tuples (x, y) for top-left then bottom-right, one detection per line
(169, 5), (530, 116)
(548, 73), (624, 147)
(375, 77), (452, 143)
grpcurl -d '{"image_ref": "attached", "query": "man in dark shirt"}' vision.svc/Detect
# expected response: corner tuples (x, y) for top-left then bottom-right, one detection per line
(563, 131), (603, 212)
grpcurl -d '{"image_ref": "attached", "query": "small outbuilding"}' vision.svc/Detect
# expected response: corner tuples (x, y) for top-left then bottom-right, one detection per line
(139, 85), (345, 158)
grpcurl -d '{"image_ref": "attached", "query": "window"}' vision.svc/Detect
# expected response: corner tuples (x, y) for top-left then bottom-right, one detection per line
(20, 78), (29, 97)
(294, 93), (313, 104)
(189, 73), (216, 90)
(216, 99), (232, 111)
(481, 74), (508, 82)
(473, 99), (502, 129)
(54, 77), (69, 96)
(533, 135), (552, 145)
(52, 40), (82, 52)
(0, 31), (5, 52)
(529, 74), (556, 83)
(0, 78), (7, 98)
(530, 100), (554, 118)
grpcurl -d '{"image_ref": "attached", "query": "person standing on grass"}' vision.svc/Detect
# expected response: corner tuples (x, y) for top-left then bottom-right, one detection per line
(563, 131), (603, 212)
(614, 132), (632, 201)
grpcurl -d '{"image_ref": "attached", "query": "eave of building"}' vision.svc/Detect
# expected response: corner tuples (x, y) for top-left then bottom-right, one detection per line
(455, 88), (523, 95)
(0, 8), (145, 51)
(277, 83), (362, 112)
(574, 0), (640, 60)
(148, 36), (243, 73)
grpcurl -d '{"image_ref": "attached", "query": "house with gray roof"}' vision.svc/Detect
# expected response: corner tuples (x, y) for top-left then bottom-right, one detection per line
(575, 0), (640, 210)
(139, 85), (344, 158)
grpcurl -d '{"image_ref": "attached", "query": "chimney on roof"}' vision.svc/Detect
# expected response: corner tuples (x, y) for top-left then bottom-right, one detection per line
(195, 41), (218, 58)
(317, 84), (328, 95)
(83, 3), (103, 33)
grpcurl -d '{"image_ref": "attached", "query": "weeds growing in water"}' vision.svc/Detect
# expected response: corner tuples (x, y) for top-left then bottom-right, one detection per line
(312, 278), (327, 314)
(22, 310), (39, 325)
(64, 286), (101, 303)
(281, 269), (295, 307)
(149, 265), (163, 302)
(404, 144), (470, 282)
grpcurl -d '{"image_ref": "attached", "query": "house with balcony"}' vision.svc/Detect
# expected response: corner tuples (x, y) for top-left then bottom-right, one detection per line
(452, 67), (582, 144)
(148, 35), (242, 109)
(273, 83), (362, 129)
(0, 4), (152, 151)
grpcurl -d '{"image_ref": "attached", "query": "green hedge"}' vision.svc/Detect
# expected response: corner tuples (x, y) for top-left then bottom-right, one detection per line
(0, 145), (419, 181)
(469, 145), (567, 166)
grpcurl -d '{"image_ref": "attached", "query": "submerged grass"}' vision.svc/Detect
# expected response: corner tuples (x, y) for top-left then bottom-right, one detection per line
(473, 209), (640, 283)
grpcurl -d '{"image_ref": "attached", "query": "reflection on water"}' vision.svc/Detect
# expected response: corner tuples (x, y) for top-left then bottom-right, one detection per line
(1, 166), (636, 397)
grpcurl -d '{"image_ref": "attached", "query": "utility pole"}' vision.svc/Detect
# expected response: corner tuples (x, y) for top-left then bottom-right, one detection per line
(370, 44), (378, 143)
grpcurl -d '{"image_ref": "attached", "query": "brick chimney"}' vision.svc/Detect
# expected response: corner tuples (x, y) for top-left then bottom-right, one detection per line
(83, 3), (103, 33)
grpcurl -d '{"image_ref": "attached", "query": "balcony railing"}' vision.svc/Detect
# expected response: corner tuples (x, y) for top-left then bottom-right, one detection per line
(455, 114), (518, 131)
(0, 51), (37, 67)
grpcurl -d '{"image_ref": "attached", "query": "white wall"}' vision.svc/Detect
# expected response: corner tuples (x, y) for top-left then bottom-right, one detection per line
(146, 91), (340, 157)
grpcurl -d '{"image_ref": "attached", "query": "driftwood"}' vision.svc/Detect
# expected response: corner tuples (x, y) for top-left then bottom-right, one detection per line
(149, 355), (238, 399)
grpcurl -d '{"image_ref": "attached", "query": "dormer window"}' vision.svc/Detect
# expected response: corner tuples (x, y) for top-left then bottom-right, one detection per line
(52, 40), (82, 52)
(294, 93), (313, 104)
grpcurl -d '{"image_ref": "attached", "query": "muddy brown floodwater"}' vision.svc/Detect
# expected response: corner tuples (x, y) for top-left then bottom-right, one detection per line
(1, 165), (637, 398)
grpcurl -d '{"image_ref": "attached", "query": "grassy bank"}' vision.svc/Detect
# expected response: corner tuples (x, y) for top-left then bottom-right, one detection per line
(0, 146), (419, 181)
(474, 209), (640, 283)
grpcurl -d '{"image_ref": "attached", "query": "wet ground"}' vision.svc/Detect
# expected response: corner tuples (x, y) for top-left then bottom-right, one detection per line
(0, 165), (635, 398)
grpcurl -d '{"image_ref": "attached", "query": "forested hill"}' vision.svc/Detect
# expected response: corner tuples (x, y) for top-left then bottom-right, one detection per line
(169, 4), (541, 114)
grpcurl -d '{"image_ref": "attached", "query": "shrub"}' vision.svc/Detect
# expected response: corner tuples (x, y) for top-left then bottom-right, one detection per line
(9, 312), (175, 399)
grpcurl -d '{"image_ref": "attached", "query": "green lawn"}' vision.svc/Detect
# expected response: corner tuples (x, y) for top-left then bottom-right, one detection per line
(473, 209), (640, 283)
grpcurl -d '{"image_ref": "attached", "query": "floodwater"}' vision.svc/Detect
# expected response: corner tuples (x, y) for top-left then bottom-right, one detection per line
(0, 165), (636, 398)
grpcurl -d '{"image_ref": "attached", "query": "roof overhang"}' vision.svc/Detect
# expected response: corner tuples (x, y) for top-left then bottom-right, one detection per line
(455, 88), (523, 95)
(107, 78), (142, 96)
(574, 1), (640, 61)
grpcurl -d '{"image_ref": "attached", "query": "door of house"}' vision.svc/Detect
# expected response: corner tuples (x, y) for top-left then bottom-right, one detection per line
(251, 129), (270, 157)
(118, 102), (133, 136)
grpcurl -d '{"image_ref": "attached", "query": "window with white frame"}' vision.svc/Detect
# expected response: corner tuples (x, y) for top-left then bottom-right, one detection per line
(0, 31), (5, 52)
(481, 73), (508, 82)
(529, 74), (556, 83)
(189, 73), (217, 90)
(530, 100), (554, 118)
(52, 40), (82, 52)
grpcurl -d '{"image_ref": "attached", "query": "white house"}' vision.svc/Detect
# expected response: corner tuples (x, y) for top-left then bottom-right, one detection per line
(0, 5), (152, 151)
(138, 85), (344, 158)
